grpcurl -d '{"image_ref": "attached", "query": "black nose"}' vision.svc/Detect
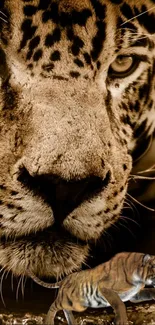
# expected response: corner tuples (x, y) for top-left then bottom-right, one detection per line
(18, 168), (111, 224)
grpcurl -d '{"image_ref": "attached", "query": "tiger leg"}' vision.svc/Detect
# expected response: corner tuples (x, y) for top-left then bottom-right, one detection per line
(63, 310), (77, 325)
(130, 288), (155, 303)
(99, 286), (128, 325)
(44, 301), (58, 325)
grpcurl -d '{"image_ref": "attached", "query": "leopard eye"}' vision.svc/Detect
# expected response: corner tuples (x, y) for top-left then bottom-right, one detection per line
(108, 55), (140, 78)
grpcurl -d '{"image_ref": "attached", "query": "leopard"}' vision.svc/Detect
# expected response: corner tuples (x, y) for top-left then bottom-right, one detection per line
(0, 0), (155, 280)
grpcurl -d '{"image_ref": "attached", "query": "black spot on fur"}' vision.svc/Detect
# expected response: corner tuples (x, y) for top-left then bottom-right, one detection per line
(104, 208), (110, 213)
(50, 50), (61, 61)
(90, 0), (106, 20)
(83, 52), (91, 65)
(33, 49), (43, 61)
(113, 191), (118, 197)
(91, 20), (106, 61)
(7, 203), (15, 209)
(134, 5), (155, 34)
(71, 36), (84, 56)
(67, 28), (74, 41)
(123, 164), (127, 171)
(96, 223), (101, 227)
(0, 185), (6, 190)
(26, 35), (40, 60)
(74, 58), (84, 68)
(11, 191), (19, 196)
(120, 186), (124, 192)
(45, 28), (61, 47)
(20, 19), (37, 50)
(120, 3), (134, 20)
(23, 5), (37, 16)
(0, 200), (2, 205)
(38, 0), (51, 10)
(97, 61), (101, 70)
(70, 71), (80, 78)
(113, 204), (118, 210)
(42, 3), (59, 24)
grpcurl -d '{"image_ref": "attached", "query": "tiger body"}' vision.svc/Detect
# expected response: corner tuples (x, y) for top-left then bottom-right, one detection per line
(0, 0), (155, 280)
(30, 252), (155, 325)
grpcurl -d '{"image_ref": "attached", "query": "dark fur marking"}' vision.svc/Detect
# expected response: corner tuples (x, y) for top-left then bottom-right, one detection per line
(1, 81), (18, 111)
(0, 185), (6, 190)
(23, 5), (37, 16)
(67, 28), (74, 41)
(70, 71), (80, 78)
(0, 200), (2, 205)
(104, 208), (110, 213)
(45, 28), (61, 47)
(11, 191), (19, 196)
(7, 203), (15, 209)
(123, 164), (127, 171)
(83, 52), (92, 65)
(71, 36), (84, 56)
(91, 20), (106, 61)
(20, 19), (37, 50)
(113, 204), (118, 210)
(33, 49), (43, 61)
(50, 50), (61, 61)
(120, 3), (134, 20)
(90, 0), (106, 20)
(134, 5), (155, 34)
(74, 58), (84, 68)
(42, 3), (59, 24)
(38, 0), (51, 10)
(26, 35), (40, 60)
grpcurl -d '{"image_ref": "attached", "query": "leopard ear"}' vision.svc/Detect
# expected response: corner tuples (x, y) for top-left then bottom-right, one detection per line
(142, 254), (151, 266)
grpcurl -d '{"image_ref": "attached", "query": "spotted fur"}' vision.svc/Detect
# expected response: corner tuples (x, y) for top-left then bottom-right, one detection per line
(0, 0), (155, 278)
(29, 252), (155, 325)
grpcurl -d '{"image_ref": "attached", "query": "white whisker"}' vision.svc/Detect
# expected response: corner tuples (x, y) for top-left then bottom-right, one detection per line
(0, 16), (8, 23)
(0, 269), (6, 306)
(127, 193), (155, 212)
(0, 10), (7, 18)
(121, 5), (155, 26)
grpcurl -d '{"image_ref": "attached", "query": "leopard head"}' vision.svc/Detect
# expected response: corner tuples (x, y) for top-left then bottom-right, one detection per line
(0, 0), (155, 277)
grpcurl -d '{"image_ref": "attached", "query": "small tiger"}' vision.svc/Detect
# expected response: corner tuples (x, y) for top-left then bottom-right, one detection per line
(29, 252), (155, 325)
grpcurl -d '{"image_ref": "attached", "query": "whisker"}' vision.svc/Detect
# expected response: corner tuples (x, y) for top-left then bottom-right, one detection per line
(121, 5), (155, 26)
(16, 275), (22, 301)
(0, 10), (7, 18)
(130, 175), (155, 181)
(136, 164), (155, 174)
(124, 198), (140, 218)
(127, 193), (155, 212)
(0, 269), (6, 306)
(120, 215), (140, 227)
(11, 272), (14, 292)
(0, 16), (8, 23)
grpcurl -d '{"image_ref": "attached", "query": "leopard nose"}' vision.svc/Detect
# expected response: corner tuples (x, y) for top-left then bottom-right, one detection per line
(17, 167), (111, 224)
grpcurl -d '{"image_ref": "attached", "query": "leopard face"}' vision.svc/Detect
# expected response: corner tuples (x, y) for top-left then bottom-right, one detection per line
(0, 0), (155, 277)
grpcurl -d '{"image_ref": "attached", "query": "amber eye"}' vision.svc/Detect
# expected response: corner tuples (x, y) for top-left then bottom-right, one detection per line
(108, 55), (140, 78)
